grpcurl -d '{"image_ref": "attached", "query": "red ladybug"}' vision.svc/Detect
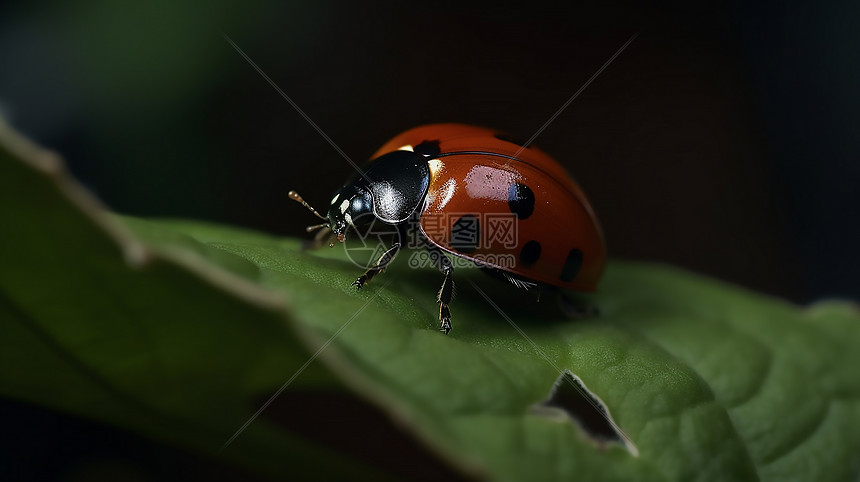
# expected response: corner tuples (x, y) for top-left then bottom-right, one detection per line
(290, 123), (606, 333)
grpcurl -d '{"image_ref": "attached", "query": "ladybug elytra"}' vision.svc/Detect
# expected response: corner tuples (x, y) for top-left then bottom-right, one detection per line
(290, 123), (606, 333)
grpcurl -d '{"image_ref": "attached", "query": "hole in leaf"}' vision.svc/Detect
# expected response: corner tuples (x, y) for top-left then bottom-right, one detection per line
(532, 370), (637, 456)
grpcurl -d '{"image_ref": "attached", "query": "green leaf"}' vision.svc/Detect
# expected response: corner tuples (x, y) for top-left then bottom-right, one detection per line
(2, 119), (859, 481)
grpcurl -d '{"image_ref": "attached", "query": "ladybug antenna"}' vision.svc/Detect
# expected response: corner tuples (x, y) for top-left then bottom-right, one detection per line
(288, 190), (328, 221)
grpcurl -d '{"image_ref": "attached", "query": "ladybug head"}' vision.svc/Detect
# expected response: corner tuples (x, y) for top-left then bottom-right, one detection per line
(327, 184), (374, 243)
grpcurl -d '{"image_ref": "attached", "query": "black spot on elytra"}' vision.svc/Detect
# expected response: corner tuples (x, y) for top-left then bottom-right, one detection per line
(414, 140), (441, 157)
(560, 249), (583, 282)
(508, 183), (535, 219)
(494, 133), (531, 148)
(450, 214), (480, 254)
(520, 240), (542, 266)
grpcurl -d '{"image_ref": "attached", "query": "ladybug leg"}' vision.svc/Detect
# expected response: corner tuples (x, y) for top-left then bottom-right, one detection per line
(438, 266), (454, 334)
(352, 242), (401, 290)
(423, 242), (455, 334)
(302, 225), (334, 250)
(353, 224), (408, 289)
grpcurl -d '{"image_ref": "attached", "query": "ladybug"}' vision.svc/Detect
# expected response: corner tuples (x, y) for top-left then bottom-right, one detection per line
(290, 123), (606, 333)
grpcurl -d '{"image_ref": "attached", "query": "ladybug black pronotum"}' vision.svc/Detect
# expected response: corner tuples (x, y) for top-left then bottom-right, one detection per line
(290, 124), (606, 333)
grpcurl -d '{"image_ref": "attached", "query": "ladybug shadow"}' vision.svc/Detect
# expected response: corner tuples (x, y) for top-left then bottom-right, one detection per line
(389, 260), (598, 334)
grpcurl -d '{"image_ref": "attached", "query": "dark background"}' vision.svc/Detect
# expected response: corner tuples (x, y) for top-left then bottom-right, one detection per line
(2, 1), (858, 480)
